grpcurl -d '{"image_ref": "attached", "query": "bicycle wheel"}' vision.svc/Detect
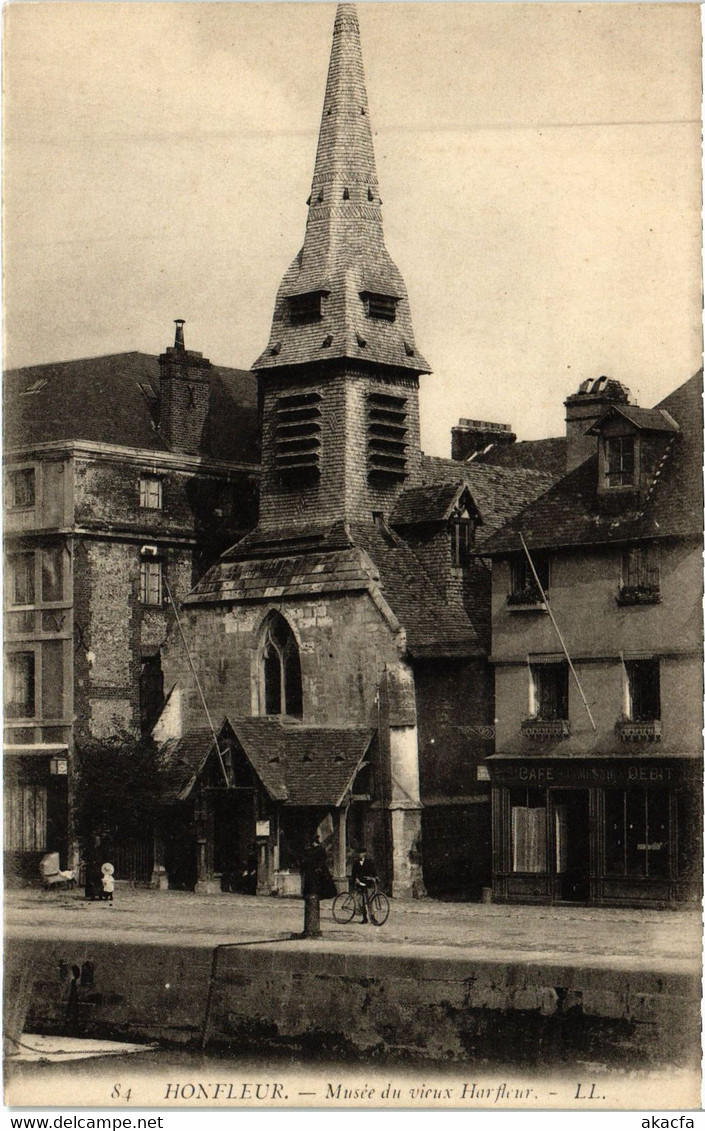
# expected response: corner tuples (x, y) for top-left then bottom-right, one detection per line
(332, 891), (357, 924)
(368, 891), (389, 926)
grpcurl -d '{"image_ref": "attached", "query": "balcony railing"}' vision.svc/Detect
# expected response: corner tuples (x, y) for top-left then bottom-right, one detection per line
(521, 718), (571, 740)
(616, 718), (662, 742)
(616, 584), (660, 606)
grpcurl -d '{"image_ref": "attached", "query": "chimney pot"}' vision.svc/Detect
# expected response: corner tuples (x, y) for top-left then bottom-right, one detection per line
(174, 319), (186, 350)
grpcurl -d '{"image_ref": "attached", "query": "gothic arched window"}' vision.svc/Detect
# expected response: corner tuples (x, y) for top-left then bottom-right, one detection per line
(260, 613), (303, 718)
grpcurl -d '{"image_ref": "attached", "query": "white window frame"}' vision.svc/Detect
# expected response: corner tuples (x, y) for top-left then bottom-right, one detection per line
(140, 559), (163, 606)
(7, 551), (36, 608)
(139, 477), (163, 510)
(6, 465), (36, 510)
(4, 647), (37, 720)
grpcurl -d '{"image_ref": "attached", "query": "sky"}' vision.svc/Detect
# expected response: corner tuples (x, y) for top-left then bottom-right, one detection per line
(3, 2), (702, 457)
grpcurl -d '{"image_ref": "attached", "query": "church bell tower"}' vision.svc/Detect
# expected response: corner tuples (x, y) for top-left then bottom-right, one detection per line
(253, 4), (431, 534)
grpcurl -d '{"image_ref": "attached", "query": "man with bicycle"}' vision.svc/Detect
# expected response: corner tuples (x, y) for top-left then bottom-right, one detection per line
(351, 848), (377, 924)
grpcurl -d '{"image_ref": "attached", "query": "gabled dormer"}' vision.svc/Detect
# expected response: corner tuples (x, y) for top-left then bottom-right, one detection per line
(588, 404), (680, 506)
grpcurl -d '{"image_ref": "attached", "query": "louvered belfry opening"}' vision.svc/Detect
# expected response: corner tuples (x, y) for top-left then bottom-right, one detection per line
(274, 391), (323, 479)
(288, 292), (324, 325)
(367, 390), (408, 481)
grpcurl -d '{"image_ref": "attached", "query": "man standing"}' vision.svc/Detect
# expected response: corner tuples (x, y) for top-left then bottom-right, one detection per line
(300, 836), (328, 938)
(351, 848), (377, 923)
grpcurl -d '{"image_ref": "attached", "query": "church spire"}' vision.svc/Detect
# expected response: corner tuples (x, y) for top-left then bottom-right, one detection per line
(254, 4), (429, 375)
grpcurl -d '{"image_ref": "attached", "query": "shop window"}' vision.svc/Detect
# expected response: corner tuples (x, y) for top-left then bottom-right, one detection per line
(4, 652), (36, 719)
(508, 553), (549, 605)
(139, 477), (163, 510)
(7, 467), (36, 509)
(510, 787), (547, 873)
(8, 552), (35, 607)
(3, 782), (47, 851)
(604, 436), (635, 487)
(260, 613), (303, 718)
(677, 789), (702, 887)
(624, 659), (660, 721)
(140, 560), (163, 606)
(529, 662), (568, 721)
(619, 544), (660, 604)
(604, 787), (670, 878)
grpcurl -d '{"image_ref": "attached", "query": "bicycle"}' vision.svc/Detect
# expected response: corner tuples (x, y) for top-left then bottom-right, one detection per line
(332, 879), (390, 926)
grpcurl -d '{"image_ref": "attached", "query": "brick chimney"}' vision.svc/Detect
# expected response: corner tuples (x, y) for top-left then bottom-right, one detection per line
(451, 418), (516, 462)
(564, 376), (631, 473)
(158, 320), (212, 454)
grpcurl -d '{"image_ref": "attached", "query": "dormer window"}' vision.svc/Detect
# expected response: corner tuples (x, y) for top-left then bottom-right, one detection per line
(361, 292), (397, 322)
(450, 505), (475, 567)
(288, 292), (324, 325)
(605, 436), (635, 487)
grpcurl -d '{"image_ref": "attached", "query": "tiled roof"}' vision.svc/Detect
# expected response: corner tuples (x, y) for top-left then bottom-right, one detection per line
(350, 522), (481, 656)
(3, 352), (259, 464)
(160, 728), (214, 802)
(187, 517), (482, 657)
(185, 543), (376, 605)
(469, 437), (567, 478)
(481, 371), (703, 554)
(417, 455), (557, 546)
(587, 404), (679, 435)
(232, 718), (373, 806)
(161, 719), (373, 807)
(391, 481), (478, 527)
(254, 5), (428, 376)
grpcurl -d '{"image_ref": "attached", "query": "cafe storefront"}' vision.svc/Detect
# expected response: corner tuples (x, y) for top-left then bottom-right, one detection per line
(487, 754), (702, 908)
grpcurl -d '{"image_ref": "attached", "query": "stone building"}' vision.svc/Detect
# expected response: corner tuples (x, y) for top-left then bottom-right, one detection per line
(154, 4), (556, 898)
(3, 327), (259, 882)
(482, 372), (703, 907)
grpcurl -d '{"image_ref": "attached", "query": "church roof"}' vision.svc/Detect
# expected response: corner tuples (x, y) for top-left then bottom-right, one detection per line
(254, 4), (429, 376)
(4, 351), (259, 464)
(185, 518), (482, 658)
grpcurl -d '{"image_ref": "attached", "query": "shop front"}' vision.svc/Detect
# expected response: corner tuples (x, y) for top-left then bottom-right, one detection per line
(488, 755), (702, 908)
(3, 744), (70, 883)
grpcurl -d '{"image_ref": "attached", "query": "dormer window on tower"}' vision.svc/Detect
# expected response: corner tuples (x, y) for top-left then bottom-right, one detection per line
(288, 291), (326, 325)
(361, 292), (398, 322)
(274, 392), (322, 480)
(367, 392), (408, 481)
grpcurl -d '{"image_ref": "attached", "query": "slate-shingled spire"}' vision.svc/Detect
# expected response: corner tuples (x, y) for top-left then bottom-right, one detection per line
(254, 4), (430, 375)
